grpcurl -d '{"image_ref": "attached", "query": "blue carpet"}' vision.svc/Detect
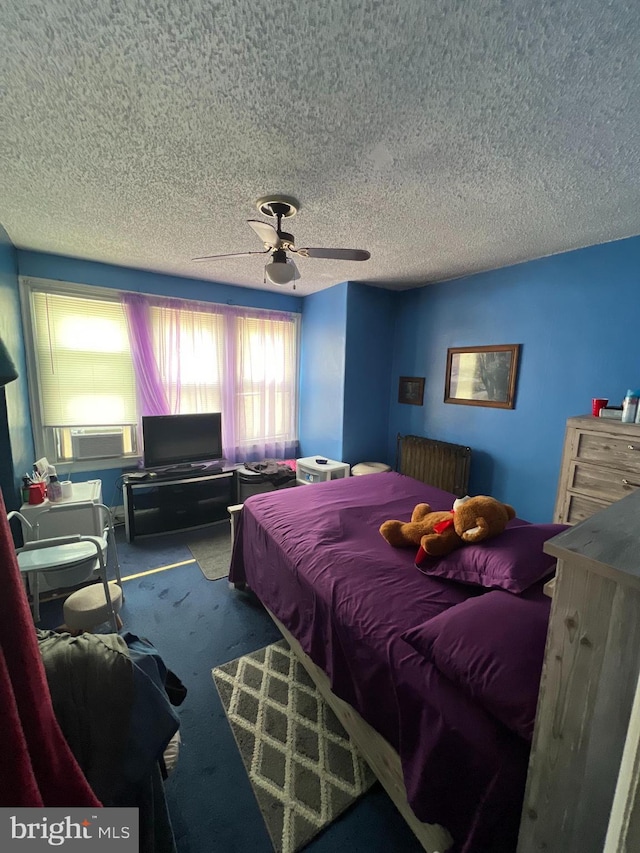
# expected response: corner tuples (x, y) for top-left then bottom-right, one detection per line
(38, 527), (423, 853)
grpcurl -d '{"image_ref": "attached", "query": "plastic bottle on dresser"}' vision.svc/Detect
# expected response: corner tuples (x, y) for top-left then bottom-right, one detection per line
(622, 389), (640, 423)
(46, 466), (63, 501)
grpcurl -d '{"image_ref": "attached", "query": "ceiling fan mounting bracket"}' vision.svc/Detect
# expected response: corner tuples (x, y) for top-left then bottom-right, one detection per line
(255, 195), (300, 219)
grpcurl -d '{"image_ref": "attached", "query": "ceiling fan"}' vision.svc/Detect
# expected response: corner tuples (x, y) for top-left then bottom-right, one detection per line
(192, 195), (370, 286)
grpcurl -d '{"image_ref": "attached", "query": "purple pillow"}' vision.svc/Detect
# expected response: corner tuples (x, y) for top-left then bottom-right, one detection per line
(415, 523), (568, 594)
(402, 590), (551, 739)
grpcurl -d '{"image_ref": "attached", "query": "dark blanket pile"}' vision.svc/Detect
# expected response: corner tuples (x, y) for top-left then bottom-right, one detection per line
(37, 629), (183, 853)
(243, 459), (296, 485)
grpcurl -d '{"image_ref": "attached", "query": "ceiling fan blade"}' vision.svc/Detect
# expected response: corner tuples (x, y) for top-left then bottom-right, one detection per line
(247, 219), (280, 248)
(294, 247), (371, 261)
(192, 249), (270, 262)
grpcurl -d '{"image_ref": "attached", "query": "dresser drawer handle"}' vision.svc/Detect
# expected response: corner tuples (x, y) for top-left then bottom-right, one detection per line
(628, 445), (639, 451)
(622, 478), (640, 487)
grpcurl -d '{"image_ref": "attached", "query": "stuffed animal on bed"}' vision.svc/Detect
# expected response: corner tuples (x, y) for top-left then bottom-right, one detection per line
(379, 495), (516, 558)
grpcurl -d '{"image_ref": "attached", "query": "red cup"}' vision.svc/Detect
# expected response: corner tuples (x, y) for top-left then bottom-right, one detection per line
(28, 483), (45, 505)
(592, 398), (608, 417)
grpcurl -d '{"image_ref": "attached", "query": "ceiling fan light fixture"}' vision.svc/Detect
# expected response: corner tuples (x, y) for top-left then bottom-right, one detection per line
(265, 259), (295, 285)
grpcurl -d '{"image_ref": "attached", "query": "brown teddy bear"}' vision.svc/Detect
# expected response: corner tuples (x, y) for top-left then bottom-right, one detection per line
(379, 495), (516, 558)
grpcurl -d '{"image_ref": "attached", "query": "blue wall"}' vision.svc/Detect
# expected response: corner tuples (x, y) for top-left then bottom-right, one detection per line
(299, 281), (397, 466)
(0, 225), (34, 511)
(19, 251), (303, 313)
(299, 283), (348, 460)
(342, 283), (396, 466)
(390, 234), (640, 522)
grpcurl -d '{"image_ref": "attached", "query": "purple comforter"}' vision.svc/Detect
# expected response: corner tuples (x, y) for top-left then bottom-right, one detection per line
(229, 472), (547, 853)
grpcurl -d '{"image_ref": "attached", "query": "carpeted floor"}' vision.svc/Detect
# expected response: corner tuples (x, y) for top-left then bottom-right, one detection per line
(213, 641), (376, 853)
(37, 524), (424, 853)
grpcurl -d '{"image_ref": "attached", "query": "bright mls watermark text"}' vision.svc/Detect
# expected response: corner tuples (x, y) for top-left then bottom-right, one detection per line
(1, 809), (138, 850)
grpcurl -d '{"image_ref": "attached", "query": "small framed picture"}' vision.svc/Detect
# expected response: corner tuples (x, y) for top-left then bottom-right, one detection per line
(398, 376), (425, 406)
(444, 344), (520, 409)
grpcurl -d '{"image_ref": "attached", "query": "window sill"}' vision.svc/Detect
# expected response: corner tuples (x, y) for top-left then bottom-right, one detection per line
(64, 457), (142, 475)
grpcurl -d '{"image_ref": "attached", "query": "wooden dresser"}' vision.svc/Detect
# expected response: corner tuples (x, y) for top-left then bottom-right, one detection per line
(554, 414), (640, 524)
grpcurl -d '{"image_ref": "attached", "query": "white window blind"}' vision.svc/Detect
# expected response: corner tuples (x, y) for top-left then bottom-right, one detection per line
(32, 291), (137, 427)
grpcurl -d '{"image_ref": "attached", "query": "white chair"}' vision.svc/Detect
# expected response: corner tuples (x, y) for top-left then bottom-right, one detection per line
(8, 503), (123, 632)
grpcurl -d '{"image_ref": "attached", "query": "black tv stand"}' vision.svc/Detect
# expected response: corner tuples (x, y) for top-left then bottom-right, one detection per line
(123, 466), (234, 542)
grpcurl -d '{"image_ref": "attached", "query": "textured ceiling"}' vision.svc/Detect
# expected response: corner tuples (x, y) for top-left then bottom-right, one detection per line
(1, 0), (640, 295)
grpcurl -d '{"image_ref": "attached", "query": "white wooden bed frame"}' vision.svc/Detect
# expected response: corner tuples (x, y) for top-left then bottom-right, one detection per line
(267, 608), (453, 853)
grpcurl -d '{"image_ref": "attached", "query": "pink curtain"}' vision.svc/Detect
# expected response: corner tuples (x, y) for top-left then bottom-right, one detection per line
(0, 489), (101, 807)
(121, 293), (170, 417)
(122, 292), (299, 463)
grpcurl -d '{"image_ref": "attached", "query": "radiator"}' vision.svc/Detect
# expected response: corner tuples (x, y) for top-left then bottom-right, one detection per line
(396, 433), (471, 497)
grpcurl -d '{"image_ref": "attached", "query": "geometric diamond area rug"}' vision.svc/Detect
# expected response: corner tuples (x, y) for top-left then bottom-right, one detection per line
(212, 640), (376, 853)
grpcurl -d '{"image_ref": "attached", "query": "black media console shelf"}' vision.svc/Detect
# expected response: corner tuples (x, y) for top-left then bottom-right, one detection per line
(123, 469), (235, 542)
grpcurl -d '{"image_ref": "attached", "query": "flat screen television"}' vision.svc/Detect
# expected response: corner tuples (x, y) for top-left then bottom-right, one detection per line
(142, 412), (223, 470)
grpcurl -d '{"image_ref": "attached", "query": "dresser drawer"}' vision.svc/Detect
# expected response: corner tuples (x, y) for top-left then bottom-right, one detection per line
(569, 460), (640, 504)
(560, 492), (609, 525)
(575, 430), (640, 474)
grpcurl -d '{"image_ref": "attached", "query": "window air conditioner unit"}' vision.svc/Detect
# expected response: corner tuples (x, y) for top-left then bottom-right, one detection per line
(71, 431), (124, 460)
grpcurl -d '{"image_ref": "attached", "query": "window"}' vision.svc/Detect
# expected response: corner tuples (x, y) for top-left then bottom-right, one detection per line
(234, 314), (298, 450)
(146, 301), (225, 415)
(22, 279), (300, 467)
(25, 286), (138, 466)
(128, 296), (300, 461)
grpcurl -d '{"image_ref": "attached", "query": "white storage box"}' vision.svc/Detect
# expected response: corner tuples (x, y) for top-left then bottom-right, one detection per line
(19, 480), (103, 534)
(296, 457), (350, 485)
(19, 480), (104, 591)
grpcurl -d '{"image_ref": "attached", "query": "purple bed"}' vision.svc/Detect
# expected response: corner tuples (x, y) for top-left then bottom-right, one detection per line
(229, 472), (564, 853)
